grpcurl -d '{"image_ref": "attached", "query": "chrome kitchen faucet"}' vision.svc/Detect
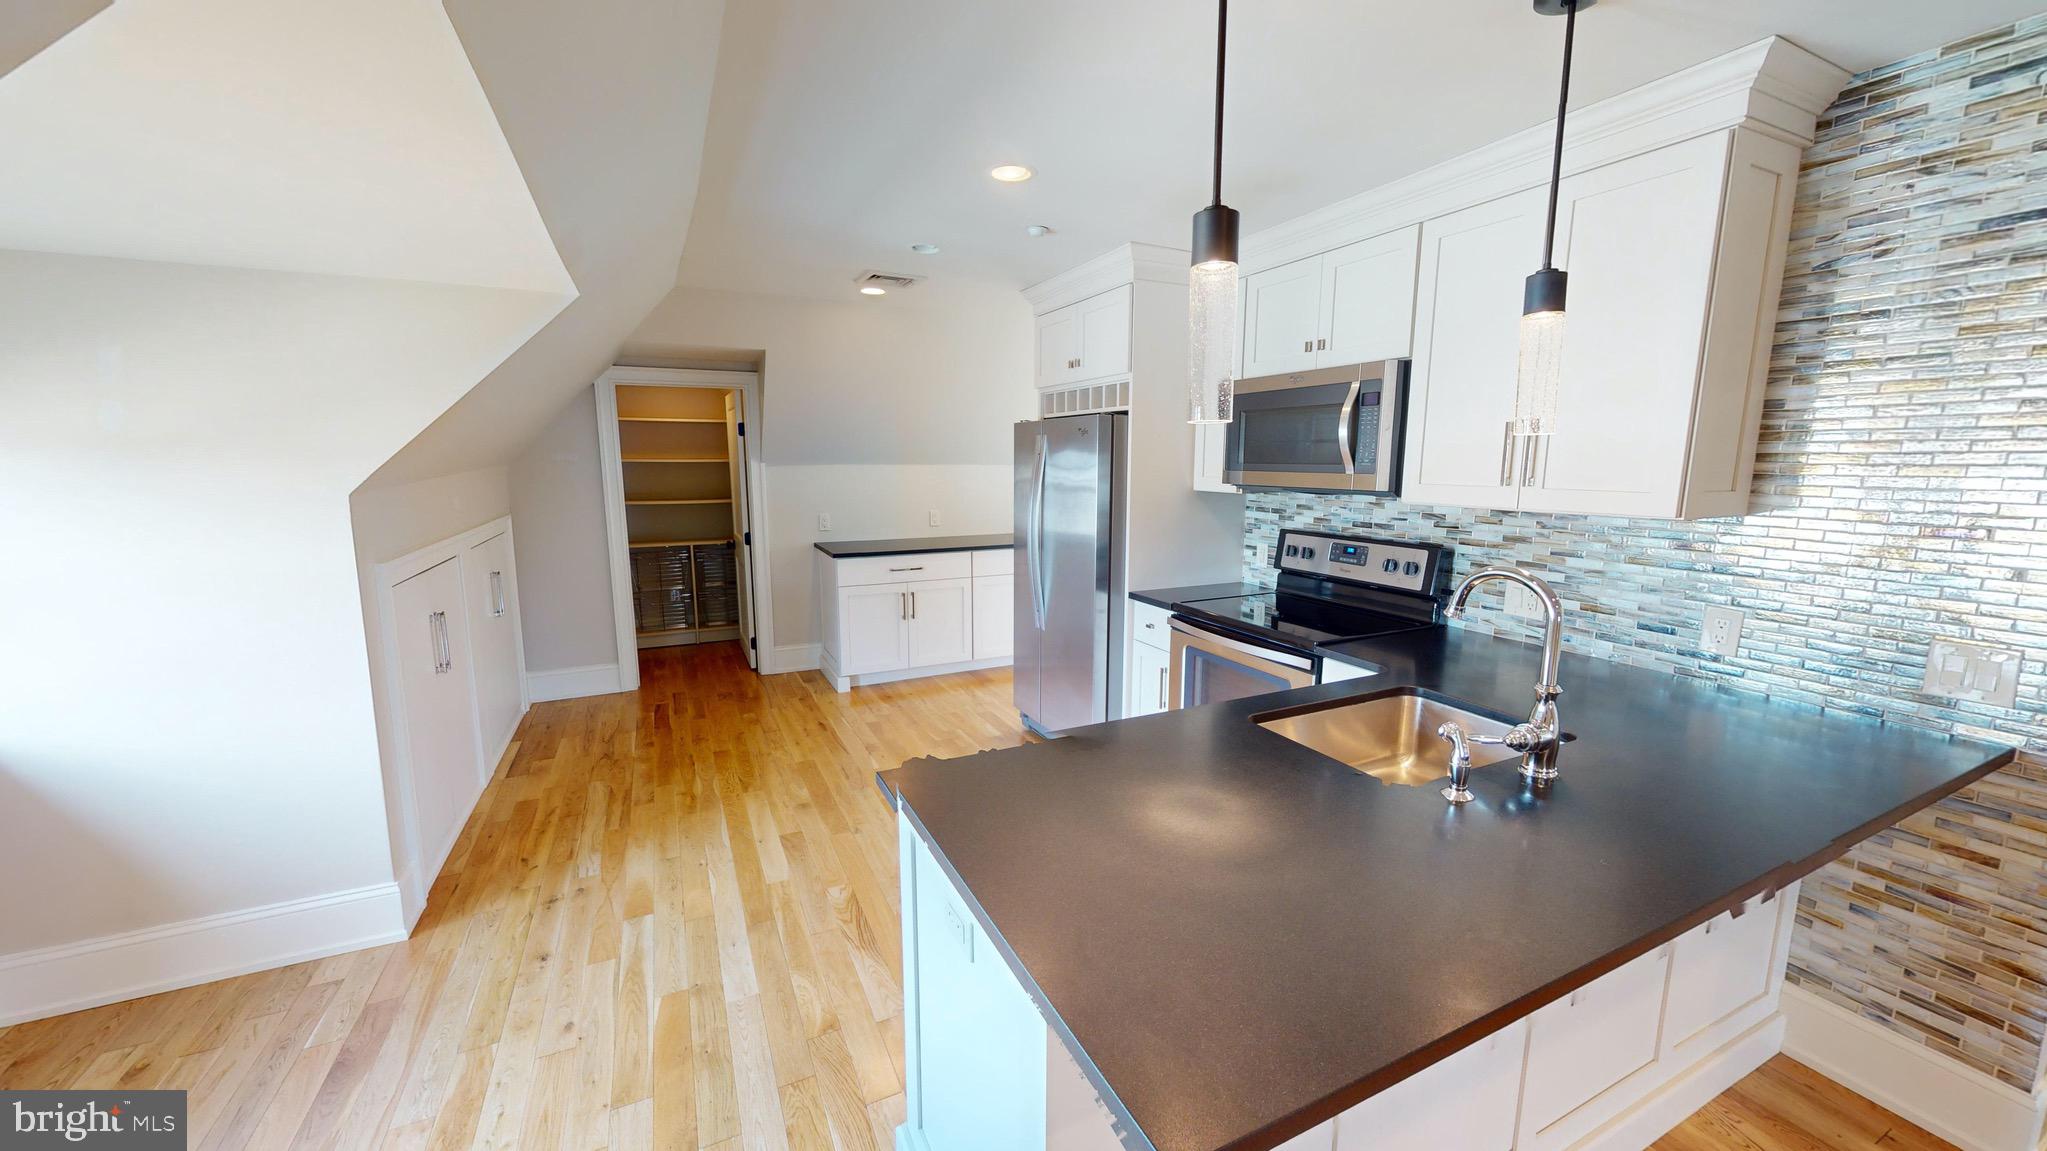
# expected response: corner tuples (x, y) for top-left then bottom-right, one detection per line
(1436, 566), (1566, 797)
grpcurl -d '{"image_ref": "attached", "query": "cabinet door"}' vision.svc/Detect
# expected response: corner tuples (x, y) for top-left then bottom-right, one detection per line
(1125, 640), (1171, 718)
(838, 583), (908, 675)
(1334, 1018), (1526, 1151)
(1075, 284), (1132, 383)
(908, 577), (974, 668)
(393, 558), (483, 877)
(1402, 187), (1547, 509)
(463, 531), (522, 772)
(1663, 895), (1780, 1052)
(1241, 257), (1323, 377)
(1521, 134), (1726, 516)
(972, 574), (1013, 661)
(1519, 947), (1670, 1140)
(1037, 305), (1080, 389)
(1191, 422), (1236, 492)
(1319, 225), (1420, 365)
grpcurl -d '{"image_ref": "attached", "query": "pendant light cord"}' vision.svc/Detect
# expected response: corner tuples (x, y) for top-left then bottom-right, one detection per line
(1212, 0), (1227, 208)
(1540, 0), (1577, 270)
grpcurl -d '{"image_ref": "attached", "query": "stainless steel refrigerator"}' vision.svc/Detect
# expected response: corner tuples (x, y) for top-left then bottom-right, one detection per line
(1013, 414), (1127, 735)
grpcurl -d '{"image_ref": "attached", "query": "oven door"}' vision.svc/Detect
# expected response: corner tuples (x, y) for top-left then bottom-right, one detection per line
(1168, 618), (1316, 709)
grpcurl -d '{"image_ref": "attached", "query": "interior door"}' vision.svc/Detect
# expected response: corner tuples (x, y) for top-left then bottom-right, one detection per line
(725, 392), (759, 668)
(1521, 134), (1726, 516)
(463, 531), (522, 774)
(1036, 415), (1113, 732)
(1402, 186), (1547, 509)
(393, 557), (483, 890)
(1241, 257), (1323, 378)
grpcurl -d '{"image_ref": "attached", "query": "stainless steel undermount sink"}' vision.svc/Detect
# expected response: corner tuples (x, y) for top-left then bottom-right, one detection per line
(1258, 692), (1520, 786)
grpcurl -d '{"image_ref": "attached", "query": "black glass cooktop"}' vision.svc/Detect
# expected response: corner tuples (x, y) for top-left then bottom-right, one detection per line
(1175, 591), (1436, 652)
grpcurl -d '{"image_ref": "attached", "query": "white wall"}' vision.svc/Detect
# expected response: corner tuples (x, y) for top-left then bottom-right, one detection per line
(511, 284), (1034, 674)
(0, 250), (559, 984)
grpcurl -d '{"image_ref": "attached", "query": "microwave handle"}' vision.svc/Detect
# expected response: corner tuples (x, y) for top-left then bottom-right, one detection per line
(1335, 380), (1362, 474)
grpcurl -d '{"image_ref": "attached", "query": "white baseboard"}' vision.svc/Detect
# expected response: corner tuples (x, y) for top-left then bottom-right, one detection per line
(0, 883), (407, 1027)
(1578, 1014), (1784, 1150)
(526, 662), (623, 702)
(1781, 984), (2046, 1151)
(771, 643), (822, 674)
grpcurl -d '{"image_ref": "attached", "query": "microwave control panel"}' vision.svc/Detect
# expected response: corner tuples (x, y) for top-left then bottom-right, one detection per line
(1276, 530), (1440, 595)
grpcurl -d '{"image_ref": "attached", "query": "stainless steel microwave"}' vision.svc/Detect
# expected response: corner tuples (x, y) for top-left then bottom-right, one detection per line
(1224, 360), (1409, 495)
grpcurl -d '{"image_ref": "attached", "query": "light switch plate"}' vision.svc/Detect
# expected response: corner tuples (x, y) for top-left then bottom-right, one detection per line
(1701, 606), (1744, 658)
(928, 509), (942, 527)
(817, 513), (832, 532)
(1923, 638), (2021, 708)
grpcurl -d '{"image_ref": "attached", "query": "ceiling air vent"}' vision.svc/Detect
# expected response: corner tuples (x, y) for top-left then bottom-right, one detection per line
(857, 270), (923, 291)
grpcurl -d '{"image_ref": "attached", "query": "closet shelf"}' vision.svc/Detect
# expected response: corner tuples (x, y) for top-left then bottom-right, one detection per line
(629, 538), (736, 549)
(622, 455), (729, 463)
(618, 416), (725, 424)
(625, 498), (733, 506)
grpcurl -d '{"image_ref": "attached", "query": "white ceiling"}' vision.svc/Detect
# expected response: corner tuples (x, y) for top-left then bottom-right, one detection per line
(0, 0), (570, 293)
(679, 0), (2044, 301)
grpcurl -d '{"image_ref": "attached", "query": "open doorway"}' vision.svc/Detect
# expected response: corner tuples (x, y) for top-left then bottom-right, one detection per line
(595, 366), (768, 692)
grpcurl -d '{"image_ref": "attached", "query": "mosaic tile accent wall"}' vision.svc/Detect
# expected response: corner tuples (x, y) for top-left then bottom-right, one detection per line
(1242, 16), (2047, 1090)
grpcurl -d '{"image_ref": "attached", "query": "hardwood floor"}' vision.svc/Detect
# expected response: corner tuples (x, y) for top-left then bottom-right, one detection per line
(0, 642), (1954, 1151)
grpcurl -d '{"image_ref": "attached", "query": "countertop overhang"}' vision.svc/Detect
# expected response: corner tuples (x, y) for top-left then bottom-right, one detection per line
(812, 532), (1012, 558)
(879, 624), (2015, 1151)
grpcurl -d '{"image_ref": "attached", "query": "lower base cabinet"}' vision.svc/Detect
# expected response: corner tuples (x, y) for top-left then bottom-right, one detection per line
(899, 804), (1799, 1151)
(818, 547), (1012, 691)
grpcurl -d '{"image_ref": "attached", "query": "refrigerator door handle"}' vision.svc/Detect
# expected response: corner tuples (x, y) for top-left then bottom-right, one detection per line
(1027, 433), (1048, 630)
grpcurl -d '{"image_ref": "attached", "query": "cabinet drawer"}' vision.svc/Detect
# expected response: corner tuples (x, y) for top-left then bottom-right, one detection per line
(1131, 599), (1173, 651)
(835, 550), (972, 587)
(972, 548), (1014, 576)
(1664, 892), (1781, 1051)
(1520, 946), (1670, 1136)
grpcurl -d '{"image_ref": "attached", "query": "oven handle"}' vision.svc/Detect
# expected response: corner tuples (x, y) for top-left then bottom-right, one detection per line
(1335, 379), (1361, 475)
(1169, 617), (1315, 672)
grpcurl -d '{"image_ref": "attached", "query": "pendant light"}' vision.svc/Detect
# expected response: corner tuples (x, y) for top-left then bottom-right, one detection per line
(1187, 0), (1238, 425)
(1514, 0), (1592, 438)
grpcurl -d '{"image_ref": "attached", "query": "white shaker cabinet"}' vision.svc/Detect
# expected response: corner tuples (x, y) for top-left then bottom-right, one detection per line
(1334, 1019), (1527, 1151)
(836, 583), (913, 676)
(391, 557), (483, 896)
(1519, 946), (1672, 1144)
(819, 547), (1013, 691)
(1035, 285), (1132, 390)
(1241, 227), (1420, 379)
(908, 576), (975, 668)
(1403, 128), (1801, 518)
(464, 529), (523, 768)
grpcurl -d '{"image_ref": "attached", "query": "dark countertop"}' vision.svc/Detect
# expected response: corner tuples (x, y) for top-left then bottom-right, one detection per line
(812, 532), (1012, 558)
(1129, 582), (1268, 611)
(881, 626), (2014, 1151)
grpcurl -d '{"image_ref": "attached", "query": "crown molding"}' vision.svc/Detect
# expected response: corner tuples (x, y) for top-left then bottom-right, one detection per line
(1239, 36), (1849, 275)
(1023, 241), (1188, 315)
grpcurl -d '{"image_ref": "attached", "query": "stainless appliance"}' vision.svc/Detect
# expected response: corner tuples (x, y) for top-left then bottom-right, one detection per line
(1167, 529), (1447, 710)
(1014, 414), (1127, 735)
(1225, 360), (1409, 495)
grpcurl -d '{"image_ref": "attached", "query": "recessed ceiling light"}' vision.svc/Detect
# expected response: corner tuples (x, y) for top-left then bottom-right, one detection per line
(1024, 224), (1053, 238)
(910, 243), (940, 255)
(860, 286), (887, 296)
(990, 164), (1034, 183)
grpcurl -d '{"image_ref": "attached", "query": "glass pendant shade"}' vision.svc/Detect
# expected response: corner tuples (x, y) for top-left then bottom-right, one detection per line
(1189, 256), (1238, 424)
(1513, 307), (1565, 437)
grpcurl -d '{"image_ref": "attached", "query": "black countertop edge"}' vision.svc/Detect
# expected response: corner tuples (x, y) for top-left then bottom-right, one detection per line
(813, 532), (1013, 558)
(1129, 582), (1270, 612)
(880, 625), (2018, 1151)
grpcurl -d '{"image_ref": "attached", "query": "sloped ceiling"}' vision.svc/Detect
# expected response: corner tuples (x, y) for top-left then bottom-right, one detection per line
(0, 0), (105, 81)
(0, 0), (570, 293)
(678, 0), (2047, 301)
(359, 0), (727, 487)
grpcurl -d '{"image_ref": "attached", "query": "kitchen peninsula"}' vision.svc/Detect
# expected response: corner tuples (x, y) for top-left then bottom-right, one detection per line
(881, 626), (2014, 1151)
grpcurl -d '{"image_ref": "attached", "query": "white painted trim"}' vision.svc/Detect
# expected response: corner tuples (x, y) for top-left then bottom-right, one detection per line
(1237, 36), (1847, 275)
(1781, 985), (2047, 1151)
(823, 655), (1011, 693)
(1022, 241), (1187, 314)
(1575, 1014), (1785, 1151)
(0, 884), (405, 1027)
(594, 366), (772, 694)
(526, 662), (624, 702)
(770, 643), (822, 674)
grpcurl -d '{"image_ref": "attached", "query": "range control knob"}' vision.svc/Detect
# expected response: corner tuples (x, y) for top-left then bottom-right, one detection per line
(1300, 546), (1316, 560)
(1403, 561), (1422, 576)
(1382, 558), (1400, 573)
(1284, 545), (1299, 557)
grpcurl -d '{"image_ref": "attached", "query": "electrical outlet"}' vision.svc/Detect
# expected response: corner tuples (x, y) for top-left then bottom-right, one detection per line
(928, 509), (942, 527)
(816, 513), (832, 532)
(1503, 583), (1545, 621)
(1701, 606), (1744, 658)
(1923, 638), (2021, 708)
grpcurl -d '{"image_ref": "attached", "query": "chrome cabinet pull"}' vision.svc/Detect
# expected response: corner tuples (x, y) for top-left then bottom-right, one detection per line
(1499, 420), (1516, 486)
(1317, 337), (1327, 351)
(1522, 435), (1539, 487)
(1157, 666), (1168, 710)
(429, 610), (451, 673)
(911, 590), (918, 619)
(1302, 339), (1313, 353)
(900, 592), (908, 621)
(888, 565), (924, 572)
(489, 570), (506, 617)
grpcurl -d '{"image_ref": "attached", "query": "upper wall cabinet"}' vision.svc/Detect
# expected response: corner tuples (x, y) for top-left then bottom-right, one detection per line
(1241, 225), (1420, 378)
(1035, 283), (1131, 390)
(1402, 128), (1800, 518)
